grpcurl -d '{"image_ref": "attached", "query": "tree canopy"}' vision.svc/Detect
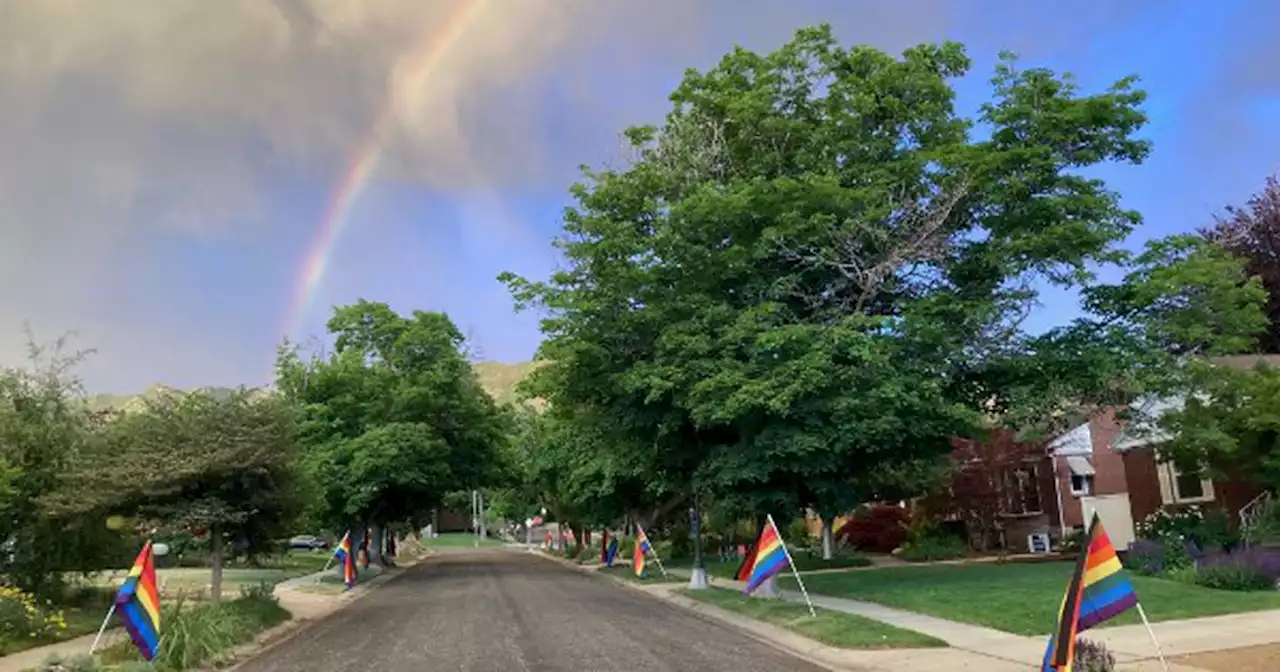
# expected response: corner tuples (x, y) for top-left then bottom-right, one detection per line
(276, 300), (511, 534)
(502, 24), (1160, 525)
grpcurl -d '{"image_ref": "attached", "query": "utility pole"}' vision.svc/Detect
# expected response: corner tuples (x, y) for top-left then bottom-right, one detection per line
(689, 493), (709, 589)
(478, 491), (487, 542)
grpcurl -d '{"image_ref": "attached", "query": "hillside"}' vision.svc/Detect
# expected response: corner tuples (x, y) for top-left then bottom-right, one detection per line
(472, 361), (538, 404)
(84, 362), (540, 411)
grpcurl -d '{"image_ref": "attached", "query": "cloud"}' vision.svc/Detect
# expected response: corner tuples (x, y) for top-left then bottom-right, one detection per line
(0, 0), (1272, 391)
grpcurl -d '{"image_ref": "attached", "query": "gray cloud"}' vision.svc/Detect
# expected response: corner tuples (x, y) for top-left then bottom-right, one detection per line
(0, 0), (1271, 391)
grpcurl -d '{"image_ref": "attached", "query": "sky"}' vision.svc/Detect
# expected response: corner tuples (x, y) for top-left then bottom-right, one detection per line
(1, 0), (1278, 394)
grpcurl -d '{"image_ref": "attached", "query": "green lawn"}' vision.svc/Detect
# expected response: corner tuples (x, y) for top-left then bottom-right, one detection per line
(681, 588), (946, 649)
(786, 561), (1280, 636)
(597, 564), (684, 584)
(422, 532), (504, 548)
(667, 552), (870, 580)
(86, 550), (336, 599)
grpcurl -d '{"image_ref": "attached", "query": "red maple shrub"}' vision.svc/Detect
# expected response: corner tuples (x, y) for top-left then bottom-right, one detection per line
(836, 504), (910, 553)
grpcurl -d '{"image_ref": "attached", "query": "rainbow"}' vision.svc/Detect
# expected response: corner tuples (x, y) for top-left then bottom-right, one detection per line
(279, 0), (487, 348)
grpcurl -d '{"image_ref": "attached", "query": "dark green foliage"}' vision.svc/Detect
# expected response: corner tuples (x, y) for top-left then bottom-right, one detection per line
(276, 301), (511, 531)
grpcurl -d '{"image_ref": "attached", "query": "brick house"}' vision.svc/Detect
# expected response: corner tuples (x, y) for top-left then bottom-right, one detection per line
(948, 355), (1276, 553)
(1044, 355), (1280, 550)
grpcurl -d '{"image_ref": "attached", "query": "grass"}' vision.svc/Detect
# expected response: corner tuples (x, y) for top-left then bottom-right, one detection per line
(667, 552), (871, 580)
(597, 565), (684, 584)
(681, 587), (946, 649)
(84, 550), (335, 600)
(421, 533), (504, 548)
(97, 587), (290, 670)
(787, 561), (1280, 636)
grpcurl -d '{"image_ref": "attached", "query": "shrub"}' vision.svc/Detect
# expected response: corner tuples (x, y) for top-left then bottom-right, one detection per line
(898, 534), (967, 562)
(0, 585), (67, 645)
(1074, 638), (1116, 672)
(105, 589), (289, 670)
(1195, 548), (1280, 591)
(1122, 539), (1164, 576)
(836, 504), (910, 553)
(1136, 506), (1238, 552)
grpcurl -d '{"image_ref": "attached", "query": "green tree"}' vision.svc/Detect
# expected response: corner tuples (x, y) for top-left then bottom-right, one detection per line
(503, 24), (1153, 557)
(0, 337), (119, 597)
(61, 390), (303, 601)
(277, 300), (511, 564)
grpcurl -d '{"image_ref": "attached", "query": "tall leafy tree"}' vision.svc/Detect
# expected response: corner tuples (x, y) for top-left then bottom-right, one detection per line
(277, 300), (510, 563)
(1202, 175), (1280, 352)
(504, 25), (1154, 544)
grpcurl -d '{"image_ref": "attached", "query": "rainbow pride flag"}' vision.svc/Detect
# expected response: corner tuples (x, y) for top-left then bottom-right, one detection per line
(332, 531), (351, 564)
(115, 541), (161, 661)
(743, 518), (789, 596)
(333, 532), (357, 589)
(634, 525), (652, 577)
(1042, 515), (1139, 671)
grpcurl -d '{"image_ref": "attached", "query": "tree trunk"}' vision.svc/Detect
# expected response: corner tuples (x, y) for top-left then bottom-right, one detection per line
(209, 522), (224, 603)
(369, 523), (385, 568)
(821, 515), (835, 560)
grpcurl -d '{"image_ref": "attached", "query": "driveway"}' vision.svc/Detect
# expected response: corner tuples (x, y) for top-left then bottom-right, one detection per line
(235, 549), (826, 671)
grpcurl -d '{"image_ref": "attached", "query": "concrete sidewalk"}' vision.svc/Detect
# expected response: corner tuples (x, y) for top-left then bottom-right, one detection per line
(661, 566), (1223, 671)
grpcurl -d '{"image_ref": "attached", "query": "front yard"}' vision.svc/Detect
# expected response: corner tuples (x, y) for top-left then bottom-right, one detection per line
(784, 561), (1280, 636)
(680, 587), (946, 649)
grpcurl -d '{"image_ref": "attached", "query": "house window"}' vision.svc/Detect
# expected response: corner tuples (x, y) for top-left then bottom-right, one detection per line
(1002, 465), (1043, 515)
(1065, 456), (1096, 498)
(1070, 474), (1094, 496)
(1158, 462), (1214, 504)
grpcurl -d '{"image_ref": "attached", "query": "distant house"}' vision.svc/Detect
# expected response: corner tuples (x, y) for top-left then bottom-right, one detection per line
(1044, 355), (1280, 550)
(948, 355), (1277, 553)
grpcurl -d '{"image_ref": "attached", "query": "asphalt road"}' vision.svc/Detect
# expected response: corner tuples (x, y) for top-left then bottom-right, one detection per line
(236, 549), (827, 672)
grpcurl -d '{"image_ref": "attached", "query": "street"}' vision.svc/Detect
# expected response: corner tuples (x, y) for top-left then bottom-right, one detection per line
(236, 549), (827, 672)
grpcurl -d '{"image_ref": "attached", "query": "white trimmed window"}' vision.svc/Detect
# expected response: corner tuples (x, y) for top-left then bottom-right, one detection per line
(1158, 462), (1214, 504)
(1066, 456), (1095, 497)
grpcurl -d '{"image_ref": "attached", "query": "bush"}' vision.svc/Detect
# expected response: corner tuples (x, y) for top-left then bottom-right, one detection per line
(1074, 638), (1116, 672)
(897, 534), (967, 562)
(1136, 506), (1238, 552)
(104, 586), (289, 670)
(0, 585), (67, 646)
(1195, 548), (1280, 591)
(836, 505), (909, 553)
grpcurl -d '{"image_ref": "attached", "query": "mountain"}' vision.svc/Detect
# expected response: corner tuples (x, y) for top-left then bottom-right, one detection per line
(85, 362), (540, 411)
(472, 361), (539, 404)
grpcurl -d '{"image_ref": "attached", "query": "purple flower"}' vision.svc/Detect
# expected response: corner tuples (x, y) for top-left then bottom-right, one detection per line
(1199, 547), (1280, 582)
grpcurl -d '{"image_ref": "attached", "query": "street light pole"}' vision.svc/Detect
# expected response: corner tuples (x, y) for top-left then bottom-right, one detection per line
(689, 495), (708, 589)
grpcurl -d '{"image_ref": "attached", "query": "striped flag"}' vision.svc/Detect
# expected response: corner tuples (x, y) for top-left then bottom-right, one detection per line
(743, 518), (789, 596)
(114, 541), (162, 661)
(1042, 514), (1139, 670)
(634, 525), (653, 577)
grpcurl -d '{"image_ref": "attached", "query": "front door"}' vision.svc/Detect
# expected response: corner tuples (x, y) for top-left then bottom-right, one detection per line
(1080, 494), (1136, 549)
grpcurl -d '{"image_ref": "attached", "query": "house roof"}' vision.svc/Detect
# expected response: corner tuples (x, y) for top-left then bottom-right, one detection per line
(1054, 355), (1280, 454)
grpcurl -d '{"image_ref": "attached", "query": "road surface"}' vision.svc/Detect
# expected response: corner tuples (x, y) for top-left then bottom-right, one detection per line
(236, 549), (827, 672)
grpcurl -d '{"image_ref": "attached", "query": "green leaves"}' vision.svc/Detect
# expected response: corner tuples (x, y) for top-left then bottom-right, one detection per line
(279, 301), (511, 529)
(503, 24), (1161, 525)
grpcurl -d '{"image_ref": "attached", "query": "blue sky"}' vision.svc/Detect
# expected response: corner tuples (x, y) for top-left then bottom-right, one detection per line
(1, 0), (1277, 393)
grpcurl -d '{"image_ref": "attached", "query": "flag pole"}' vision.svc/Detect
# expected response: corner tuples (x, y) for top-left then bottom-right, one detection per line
(88, 603), (117, 655)
(649, 538), (669, 578)
(768, 514), (816, 617)
(1134, 602), (1170, 672)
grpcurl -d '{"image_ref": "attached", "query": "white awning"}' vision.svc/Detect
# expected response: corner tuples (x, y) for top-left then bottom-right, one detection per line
(1066, 456), (1095, 476)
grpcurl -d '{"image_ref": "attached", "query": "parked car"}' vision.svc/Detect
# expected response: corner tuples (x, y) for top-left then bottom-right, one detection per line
(288, 535), (329, 551)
